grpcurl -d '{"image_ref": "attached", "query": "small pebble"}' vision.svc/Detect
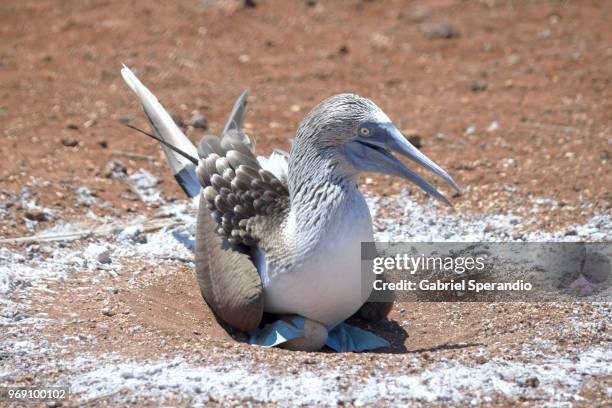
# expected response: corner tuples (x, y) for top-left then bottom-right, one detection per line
(483, 224), (496, 233)
(120, 370), (134, 379)
(75, 187), (97, 207)
(370, 33), (392, 50)
(61, 138), (79, 147)
(103, 160), (127, 179)
(190, 112), (208, 130)
(84, 118), (97, 128)
(118, 116), (135, 126)
(101, 307), (115, 317)
(470, 80), (488, 92)
(24, 209), (49, 222)
(85, 244), (111, 264)
(420, 21), (460, 39)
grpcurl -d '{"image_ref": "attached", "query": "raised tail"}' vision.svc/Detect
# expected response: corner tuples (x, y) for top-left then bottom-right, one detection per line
(121, 65), (201, 198)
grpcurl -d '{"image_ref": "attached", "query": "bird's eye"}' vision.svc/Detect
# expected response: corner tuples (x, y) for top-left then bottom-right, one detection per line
(359, 127), (371, 136)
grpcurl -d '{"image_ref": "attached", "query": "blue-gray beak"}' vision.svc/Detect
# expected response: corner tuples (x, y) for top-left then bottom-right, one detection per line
(344, 122), (460, 206)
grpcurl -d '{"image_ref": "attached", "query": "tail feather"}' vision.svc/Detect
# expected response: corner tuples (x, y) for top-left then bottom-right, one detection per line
(121, 65), (201, 198)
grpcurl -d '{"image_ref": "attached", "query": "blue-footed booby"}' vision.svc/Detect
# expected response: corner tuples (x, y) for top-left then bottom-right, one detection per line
(121, 65), (459, 351)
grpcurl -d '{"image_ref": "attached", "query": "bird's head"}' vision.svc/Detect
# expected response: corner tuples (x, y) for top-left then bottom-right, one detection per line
(293, 93), (460, 205)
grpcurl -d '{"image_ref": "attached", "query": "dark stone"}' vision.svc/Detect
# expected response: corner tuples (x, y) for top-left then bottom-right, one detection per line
(103, 160), (128, 179)
(421, 21), (460, 39)
(470, 80), (488, 92)
(407, 134), (422, 149)
(190, 113), (208, 130)
(61, 138), (79, 147)
(523, 377), (540, 388)
(402, 129), (422, 149)
(24, 210), (48, 222)
(118, 116), (135, 126)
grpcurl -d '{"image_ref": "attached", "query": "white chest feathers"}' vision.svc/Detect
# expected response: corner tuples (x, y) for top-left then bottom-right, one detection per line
(256, 191), (375, 328)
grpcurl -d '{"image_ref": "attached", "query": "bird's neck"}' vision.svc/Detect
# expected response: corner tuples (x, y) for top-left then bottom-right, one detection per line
(287, 148), (370, 241)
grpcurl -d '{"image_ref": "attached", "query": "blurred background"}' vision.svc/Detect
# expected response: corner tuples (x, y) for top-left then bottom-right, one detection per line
(0, 0), (610, 234)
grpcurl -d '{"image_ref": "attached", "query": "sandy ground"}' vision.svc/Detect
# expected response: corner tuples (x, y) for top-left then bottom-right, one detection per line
(1, 0), (611, 406)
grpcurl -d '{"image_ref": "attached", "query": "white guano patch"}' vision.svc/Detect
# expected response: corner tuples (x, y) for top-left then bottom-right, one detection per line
(67, 347), (611, 405)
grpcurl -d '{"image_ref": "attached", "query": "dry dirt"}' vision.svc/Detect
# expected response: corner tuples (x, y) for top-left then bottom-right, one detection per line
(1, 0), (611, 406)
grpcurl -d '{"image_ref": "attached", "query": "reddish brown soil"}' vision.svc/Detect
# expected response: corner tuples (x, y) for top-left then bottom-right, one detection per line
(1, 0), (611, 238)
(1, 1), (611, 406)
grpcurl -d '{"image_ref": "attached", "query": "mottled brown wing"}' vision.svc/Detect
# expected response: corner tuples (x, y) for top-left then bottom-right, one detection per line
(194, 91), (289, 332)
(195, 194), (264, 332)
(196, 129), (289, 246)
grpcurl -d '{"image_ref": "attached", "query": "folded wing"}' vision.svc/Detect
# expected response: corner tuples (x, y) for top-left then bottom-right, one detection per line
(121, 66), (289, 331)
